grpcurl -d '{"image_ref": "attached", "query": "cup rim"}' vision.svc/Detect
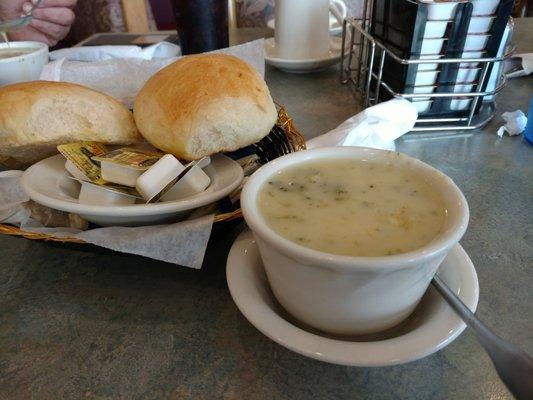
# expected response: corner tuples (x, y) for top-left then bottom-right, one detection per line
(241, 147), (469, 272)
(0, 41), (49, 64)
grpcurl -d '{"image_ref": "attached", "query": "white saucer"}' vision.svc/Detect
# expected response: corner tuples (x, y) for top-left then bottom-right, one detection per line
(21, 154), (243, 227)
(227, 230), (479, 367)
(265, 37), (343, 73)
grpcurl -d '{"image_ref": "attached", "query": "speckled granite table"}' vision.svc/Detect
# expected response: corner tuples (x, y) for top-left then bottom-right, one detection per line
(1, 20), (531, 400)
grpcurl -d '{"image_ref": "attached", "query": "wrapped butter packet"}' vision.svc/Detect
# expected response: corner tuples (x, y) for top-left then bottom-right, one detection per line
(67, 176), (142, 205)
(57, 142), (108, 184)
(92, 147), (163, 187)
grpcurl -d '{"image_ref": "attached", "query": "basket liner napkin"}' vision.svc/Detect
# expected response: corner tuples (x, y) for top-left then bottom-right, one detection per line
(40, 40), (265, 109)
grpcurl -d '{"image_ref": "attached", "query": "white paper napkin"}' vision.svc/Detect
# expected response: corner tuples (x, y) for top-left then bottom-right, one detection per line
(497, 110), (528, 137)
(0, 171), (29, 221)
(49, 42), (181, 62)
(306, 98), (418, 151)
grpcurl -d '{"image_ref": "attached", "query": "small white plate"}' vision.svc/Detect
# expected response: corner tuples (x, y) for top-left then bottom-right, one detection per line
(265, 37), (343, 73)
(227, 230), (479, 367)
(21, 154), (244, 227)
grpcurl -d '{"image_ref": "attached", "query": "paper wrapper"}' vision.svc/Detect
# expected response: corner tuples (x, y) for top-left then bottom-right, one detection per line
(306, 98), (418, 151)
(1, 169), (214, 269)
(1, 40), (266, 269)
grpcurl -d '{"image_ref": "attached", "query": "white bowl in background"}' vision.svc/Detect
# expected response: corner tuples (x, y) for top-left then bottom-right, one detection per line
(241, 147), (469, 336)
(464, 33), (491, 51)
(471, 0), (500, 16)
(420, 38), (447, 54)
(460, 50), (485, 68)
(414, 69), (440, 85)
(0, 41), (49, 87)
(456, 67), (480, 82)
(450, 97), (472, 110)
(468, 15), (496, 34)
(423, 20), (449, 38)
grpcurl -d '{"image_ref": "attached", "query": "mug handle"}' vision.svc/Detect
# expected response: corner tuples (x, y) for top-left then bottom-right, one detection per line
(329, 0), (350, 50)
(330, 0), (347, 25)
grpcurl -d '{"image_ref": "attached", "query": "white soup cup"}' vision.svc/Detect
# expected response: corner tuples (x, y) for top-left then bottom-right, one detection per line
(241, 147), (469, 335)
(0, 41), (49, 87)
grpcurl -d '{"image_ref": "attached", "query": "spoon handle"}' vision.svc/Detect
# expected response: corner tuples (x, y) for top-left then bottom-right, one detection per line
(432, 275), (533, 400)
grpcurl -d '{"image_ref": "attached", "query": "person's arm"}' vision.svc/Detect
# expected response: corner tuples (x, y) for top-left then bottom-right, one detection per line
(0, 0), (77, 47)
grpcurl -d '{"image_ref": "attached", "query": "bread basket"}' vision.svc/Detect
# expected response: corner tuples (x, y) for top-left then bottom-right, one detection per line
(0, 107), (306, 243)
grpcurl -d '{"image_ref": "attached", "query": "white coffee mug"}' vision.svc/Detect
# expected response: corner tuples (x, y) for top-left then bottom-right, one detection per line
(268, 0), (347, 35)
(275, 0), (346, 59)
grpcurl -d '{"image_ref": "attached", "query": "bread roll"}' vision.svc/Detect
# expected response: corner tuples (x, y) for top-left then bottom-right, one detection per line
(0, 81), (141, 168)
(134, 54), (278, 160)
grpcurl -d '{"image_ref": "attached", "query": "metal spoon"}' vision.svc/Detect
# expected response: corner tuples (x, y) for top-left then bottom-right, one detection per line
(432, 275), (533, 399)
(0, 0), (42, 32)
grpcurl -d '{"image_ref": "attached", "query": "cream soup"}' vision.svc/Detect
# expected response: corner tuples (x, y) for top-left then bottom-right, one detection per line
(257, 159), (446, 257)
(0, 47), (37, 59)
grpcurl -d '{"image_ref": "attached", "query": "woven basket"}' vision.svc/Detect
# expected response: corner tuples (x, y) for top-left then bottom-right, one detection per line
(0, 107), (306, 243)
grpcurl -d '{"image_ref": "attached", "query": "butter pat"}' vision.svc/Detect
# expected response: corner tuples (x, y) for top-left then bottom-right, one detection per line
(78, 181), (137, 206)
(161, 165), (211, 202)
(136, 154), (185, 202)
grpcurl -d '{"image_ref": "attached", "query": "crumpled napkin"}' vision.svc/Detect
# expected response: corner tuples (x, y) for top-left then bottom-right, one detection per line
(49, 42), (181, 62)
(497, 110), (528, 137)
(506, 53), (533, 79)
(306, 98), (418, 151)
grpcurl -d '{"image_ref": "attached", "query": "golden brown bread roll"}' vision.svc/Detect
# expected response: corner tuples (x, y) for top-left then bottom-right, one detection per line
(0, 81), (141, 169)
(133, 54), (278, 161)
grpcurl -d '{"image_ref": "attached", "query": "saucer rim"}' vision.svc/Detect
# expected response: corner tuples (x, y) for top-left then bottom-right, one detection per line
(264, 37), (343, 64)
(226, 230), (479, 367)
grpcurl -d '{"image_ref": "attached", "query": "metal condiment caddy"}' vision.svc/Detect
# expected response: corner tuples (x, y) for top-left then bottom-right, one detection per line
(340, 0), (515, 132)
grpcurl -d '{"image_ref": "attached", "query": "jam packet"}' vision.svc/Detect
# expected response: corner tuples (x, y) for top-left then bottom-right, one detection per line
(57, 142), (108, 185)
